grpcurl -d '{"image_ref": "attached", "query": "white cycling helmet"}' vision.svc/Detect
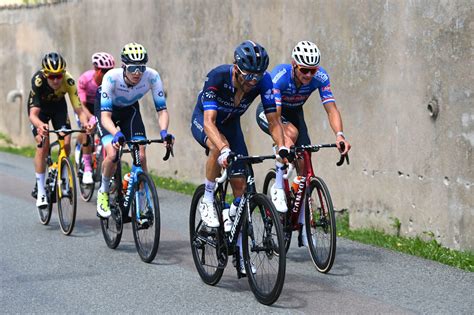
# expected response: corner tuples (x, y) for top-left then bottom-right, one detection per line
(292, 41), (321, 67)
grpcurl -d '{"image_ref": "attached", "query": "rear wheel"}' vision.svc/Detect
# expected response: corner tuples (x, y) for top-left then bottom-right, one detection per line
(37, 169), (54, 225)
(189, 184), (225, 285)
(57, 158), (77, 235)
(262, 169), (292, 253)
(305, 177), (336, 273)
(77, 145), (95, 202)
(131, 172), (161, 263)
(243, 193), (286, 305)
(100, 166), (123, 249)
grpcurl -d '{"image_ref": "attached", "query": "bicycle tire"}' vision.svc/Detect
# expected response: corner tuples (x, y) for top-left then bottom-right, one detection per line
(189, 184), (224, 285)
(305, 177), (336, 273)
(243, 193), (286, 305)
(100, 164), (123, 249)
(57, 157), (77, 235)
(37, 169), (53, 225)
(77, 147), (95, 202)
(262, 169), (292, 253)
(131, 172), (161, 263)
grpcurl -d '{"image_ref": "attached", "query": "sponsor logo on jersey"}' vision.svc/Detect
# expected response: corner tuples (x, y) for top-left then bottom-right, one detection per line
(102, 91), (109, 99)
(67, 78), (75, 86)
(205, 90), (216, 100)
(35, 77), (42, 87)
(264, 89), (274, 100)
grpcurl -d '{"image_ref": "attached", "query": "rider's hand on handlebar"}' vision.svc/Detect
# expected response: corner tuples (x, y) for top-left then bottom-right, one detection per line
(85, 116), (97, 134)
(160, 129), (175, 146)
(276, 146), (290, 164)
(218, 147), (232, 168)
(112, 131), (125, 150)
(37, 123), (49, 137)
(336, 135), (351, 155)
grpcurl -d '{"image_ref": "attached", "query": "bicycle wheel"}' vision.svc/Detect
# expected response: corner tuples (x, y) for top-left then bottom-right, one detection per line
(100, 166), (123, 249)
(243, 193), (286, 305)
(189, 184), (225, 285)
(131, 172), (160, 263)
(57, 157), (77, 235)
(37, 169), (53, 225)
(262, 169), (292, 253)
(305, 176), (336, 273)
(77, 148), (95, 202)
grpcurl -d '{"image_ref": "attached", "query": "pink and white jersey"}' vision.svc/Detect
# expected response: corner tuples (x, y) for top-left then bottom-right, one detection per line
(78, 70), (99, 105)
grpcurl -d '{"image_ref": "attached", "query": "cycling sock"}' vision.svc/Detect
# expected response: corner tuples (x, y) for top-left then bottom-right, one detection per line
(83, 154), (92, 172)
(203, 178), (216, 202)
(36, 172), (46, 196)
(99, 175), (111, 193)
(275, 161), (285, 189)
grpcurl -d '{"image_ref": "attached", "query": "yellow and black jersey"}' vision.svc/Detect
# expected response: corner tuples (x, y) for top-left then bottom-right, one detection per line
(27, 70), (82, 113)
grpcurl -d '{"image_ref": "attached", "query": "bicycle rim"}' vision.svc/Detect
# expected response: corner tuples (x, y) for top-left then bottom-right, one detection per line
(57, 158), (77, 235)
(306, 177), (336, 273)
(100, 170), (123, 249)
(243, 193), (285, 305)
(189, 184), (224, 285)
(131, 173), (160, 263)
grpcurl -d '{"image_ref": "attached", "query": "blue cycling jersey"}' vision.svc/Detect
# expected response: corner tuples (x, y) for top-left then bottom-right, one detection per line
(271, 64), (335, 109)
(195, 64), (276, 125)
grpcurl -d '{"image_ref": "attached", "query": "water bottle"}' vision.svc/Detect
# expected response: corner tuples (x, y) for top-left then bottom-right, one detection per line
(229, 197), (241, 219)
(122, 172), (131, 192)
(291, 176), (303, 193)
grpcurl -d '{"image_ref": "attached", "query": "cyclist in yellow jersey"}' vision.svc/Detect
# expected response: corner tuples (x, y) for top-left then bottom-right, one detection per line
(28, 52), (92, 208)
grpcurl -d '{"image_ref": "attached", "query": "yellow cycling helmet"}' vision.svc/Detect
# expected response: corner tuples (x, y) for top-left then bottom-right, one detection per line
(42, 52), (66, 74)
(121, 43), (148, 64)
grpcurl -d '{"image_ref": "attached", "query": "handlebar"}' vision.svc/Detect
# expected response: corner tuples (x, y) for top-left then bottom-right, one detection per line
(37, 128), (86, 148)
(286, 141), (349, 167)
(216, 153), (276, 183)
(112, 135), (174, 163)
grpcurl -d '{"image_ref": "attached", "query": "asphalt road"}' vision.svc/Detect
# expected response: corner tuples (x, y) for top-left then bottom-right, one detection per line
(1, 152), (473, 314)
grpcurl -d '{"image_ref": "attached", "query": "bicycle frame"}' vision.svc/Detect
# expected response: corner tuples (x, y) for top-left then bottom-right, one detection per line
(46, 134), (75, 199)
(121, 145), (145, 219)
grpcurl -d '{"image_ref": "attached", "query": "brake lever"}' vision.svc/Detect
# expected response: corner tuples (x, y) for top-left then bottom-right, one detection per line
(336, 141), (350, 166)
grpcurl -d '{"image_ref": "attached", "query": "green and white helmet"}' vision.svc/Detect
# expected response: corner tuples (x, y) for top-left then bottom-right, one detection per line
(121, 42), (148, 64)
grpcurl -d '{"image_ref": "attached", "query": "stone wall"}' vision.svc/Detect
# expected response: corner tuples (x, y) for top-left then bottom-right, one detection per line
(1, 0), (472, 250)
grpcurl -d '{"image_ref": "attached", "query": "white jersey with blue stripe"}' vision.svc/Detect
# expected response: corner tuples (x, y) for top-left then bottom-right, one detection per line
(271, 64), (335, 109)
(100, 67), (166, 112)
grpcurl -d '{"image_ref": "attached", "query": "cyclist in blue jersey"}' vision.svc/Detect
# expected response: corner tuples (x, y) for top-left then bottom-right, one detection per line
(256, 40), (351, 226)
(191, 40), (288, 232)
(95, 42), (173, 218)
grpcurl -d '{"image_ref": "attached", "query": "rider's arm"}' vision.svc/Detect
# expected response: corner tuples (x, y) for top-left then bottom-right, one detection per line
(156, 109), (169, 133)
(260, 73), (285, 149)
(323, 102), (350, 154)
(100, 111), (119, 136)
(65, 73), (89, 126)
(149, 69), (169, 134)
(203, 110), (227, 151)
(99, 73), (119, 136)
(28, 107), (48, 137)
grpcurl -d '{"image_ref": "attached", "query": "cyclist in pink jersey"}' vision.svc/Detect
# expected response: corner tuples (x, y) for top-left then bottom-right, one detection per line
(75, 52), (115, 184)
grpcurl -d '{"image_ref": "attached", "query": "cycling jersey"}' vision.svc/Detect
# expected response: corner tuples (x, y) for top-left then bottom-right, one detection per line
(100, 68), (166, 112)
(78, 69), (99, 109)
(271, 64), (335, 109)
(27, 70), (82, 113)
(195, 64), (276, 125)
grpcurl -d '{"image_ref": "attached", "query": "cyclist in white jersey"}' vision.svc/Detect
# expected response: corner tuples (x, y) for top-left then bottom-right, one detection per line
(95, 42), (173, 218)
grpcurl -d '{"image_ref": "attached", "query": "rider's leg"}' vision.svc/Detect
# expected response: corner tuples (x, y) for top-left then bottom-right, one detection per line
(204, 137), (225, 202)
(99, 142), (117, 193)
(34, 133), (49, 206)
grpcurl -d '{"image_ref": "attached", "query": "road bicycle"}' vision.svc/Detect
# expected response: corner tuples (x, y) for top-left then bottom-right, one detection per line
(262, 143), (349, 273)
(75, 130), (104, 202)
(37, 128), (86, 235)
(190, 153), (286, 305)
(100, 136), (173, 263)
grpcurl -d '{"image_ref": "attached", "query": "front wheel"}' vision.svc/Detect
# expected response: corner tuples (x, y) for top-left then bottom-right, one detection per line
(243, 193), (286, 305)
(57, 157), (77, 235)
(189, 184), (225, 286)
(131, 172), (161, 263)
(305, 177), (336, 273)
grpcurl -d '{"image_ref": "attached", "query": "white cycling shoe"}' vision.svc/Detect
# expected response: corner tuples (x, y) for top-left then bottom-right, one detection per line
(82, 171), (94, 184)
(270, 184), (288, 213)
(36, 193), (48, 208)
(199, 199), (220, 228)
(240, 257), (257, 275)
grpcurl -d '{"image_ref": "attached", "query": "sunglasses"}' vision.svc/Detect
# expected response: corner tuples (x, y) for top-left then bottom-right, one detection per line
(236, 65), (264, 82)
(125, 64), (146, 74)
(46, 73), (64, 80)
(296, 65), (318, 75)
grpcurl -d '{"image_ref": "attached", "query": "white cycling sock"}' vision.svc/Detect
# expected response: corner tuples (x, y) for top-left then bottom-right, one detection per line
(203, 178), (215, 202)
(36, 172), (46, 196)
(275, 161), (285, 189)
(99, 176), (111, 193)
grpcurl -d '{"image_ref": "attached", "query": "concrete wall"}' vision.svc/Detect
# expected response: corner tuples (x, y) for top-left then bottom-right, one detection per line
(1, 0), (472, 250)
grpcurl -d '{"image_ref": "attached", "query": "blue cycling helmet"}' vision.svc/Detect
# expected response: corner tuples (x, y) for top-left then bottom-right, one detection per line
(234, 40), (269, 73)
